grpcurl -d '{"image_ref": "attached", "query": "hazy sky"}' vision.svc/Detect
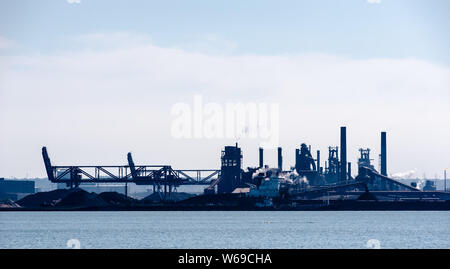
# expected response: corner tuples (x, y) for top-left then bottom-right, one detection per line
(0, 0), (449, 178)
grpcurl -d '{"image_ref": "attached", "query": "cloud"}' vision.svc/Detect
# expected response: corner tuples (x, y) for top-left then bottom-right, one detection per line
(67, 0), (81, 4)
(0, 32), (449, 178)
(69, 32), (152, 49)
(0, 36), (16, 49)
(367, 0), (381, 4)
(174, 34), (238, 55)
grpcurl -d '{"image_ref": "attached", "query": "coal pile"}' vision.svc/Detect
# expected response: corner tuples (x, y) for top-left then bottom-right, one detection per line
(15, 188), (197, 209)
(56, 189), (109, 209)
(141, 192), (196, 204)
(17, 189), (73, 208)
(99, 192), (138, 207)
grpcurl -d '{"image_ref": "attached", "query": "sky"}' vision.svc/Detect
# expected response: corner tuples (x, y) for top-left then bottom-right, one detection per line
(0, 0), (449, 179)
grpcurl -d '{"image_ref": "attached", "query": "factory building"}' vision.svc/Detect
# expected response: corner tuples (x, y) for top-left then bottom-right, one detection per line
(217, 144), (243, 194)
(37, 126), (449, 207)
(0, 178), (35, 201)
(214, 127), (423, 199)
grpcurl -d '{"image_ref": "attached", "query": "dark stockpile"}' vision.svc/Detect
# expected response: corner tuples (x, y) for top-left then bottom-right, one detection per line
(17, 189), (73, 208)
(98, 192), (138, 207)
(14, 189), (197, 209)
(56, 189), (109, 209)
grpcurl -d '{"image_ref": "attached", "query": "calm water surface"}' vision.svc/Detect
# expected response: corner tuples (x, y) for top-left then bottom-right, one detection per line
(1, 211), (449, 249)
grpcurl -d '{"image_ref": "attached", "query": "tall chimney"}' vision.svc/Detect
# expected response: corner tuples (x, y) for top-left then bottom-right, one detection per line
(277, 147), (283, 171)
(316, 150), (321, 173)
(259, 147), (264, 168)
(348, 162), (351, 179)
(340, 126), (347, 181)
(381, 132), (387, 176)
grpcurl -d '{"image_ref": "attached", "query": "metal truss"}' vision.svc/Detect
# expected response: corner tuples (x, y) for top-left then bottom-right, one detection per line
(42, 147), (220, 196)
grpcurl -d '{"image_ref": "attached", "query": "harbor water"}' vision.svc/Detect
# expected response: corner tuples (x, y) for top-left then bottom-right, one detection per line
(1, 211), (449, 249)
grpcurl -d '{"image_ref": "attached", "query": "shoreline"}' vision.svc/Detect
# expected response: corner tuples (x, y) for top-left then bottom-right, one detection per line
(3, 200), (450, 212)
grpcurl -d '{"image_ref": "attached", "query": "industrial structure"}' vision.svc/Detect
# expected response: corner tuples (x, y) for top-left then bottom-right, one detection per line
(217, 144), (242, 194)
(41, 126), (448, 204)
(0, 178), (35, 201)
(42, 147), (219, 198)
(210, 127), (420, 201)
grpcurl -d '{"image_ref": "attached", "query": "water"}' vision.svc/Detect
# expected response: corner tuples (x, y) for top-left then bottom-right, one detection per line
(0, 211), (449, 249)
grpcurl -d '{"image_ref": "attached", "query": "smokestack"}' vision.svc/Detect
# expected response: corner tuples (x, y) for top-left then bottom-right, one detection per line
(348, 162), (351, 179)
(381, 132), (387, 176)
(316, 150), (320, 173)
(445, 169), (447, 192)
(259, 147), (264, 168)
(277, 147), (283, 171)
(340, 126), (347, 181)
